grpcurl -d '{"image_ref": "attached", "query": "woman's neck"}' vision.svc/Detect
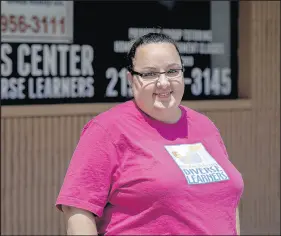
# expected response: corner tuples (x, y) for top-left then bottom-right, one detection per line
(145, 106), (182, 124)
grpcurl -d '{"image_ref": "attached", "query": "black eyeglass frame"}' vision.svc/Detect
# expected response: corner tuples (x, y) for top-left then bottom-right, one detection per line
(128, 68), (185, 79)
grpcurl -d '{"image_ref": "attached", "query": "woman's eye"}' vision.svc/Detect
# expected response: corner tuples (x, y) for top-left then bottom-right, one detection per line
(167, 69), (177, 74)
(143, 72), (157, 77)
(167, 69), (179, 75)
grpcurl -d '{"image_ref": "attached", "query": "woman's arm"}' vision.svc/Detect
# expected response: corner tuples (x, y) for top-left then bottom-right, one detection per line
(62, 205), (98, 235)
(236, 207), (240, 235)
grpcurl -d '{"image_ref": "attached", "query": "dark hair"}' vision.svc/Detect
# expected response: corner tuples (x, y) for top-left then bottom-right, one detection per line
(126, 32), (182, 72)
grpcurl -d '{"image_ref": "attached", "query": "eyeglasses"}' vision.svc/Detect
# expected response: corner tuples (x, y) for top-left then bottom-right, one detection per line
(130, 68), (184, 80)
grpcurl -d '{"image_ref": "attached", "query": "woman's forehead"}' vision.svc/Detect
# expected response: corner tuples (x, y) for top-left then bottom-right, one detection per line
(133, 43), (181, 68)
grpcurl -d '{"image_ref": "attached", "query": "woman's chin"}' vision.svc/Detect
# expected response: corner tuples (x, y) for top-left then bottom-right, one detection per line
(153, 99), (176, 110)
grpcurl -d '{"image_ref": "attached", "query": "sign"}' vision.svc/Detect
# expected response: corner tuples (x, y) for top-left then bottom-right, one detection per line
(1, 1), (238, 106)
(1, 1), (73, 43)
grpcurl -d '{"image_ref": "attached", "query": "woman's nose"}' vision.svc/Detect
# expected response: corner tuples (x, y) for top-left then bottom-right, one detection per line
(157, 74), (170, 88)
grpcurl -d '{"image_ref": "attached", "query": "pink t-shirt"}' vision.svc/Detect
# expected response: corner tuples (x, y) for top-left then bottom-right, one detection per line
(56, 100), (244, 235)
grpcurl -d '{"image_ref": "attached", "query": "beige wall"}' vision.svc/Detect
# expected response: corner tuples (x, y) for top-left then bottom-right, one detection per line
(1, 1), (280, 235)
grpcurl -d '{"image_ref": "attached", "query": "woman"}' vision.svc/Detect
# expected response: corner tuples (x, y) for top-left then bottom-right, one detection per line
(56, 33), (244, 235)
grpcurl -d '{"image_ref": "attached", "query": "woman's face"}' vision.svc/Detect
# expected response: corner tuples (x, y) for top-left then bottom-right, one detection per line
(128, 42), (184, 116)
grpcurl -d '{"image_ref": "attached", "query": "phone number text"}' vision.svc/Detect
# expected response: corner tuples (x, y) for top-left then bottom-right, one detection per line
(1, 14), (65, 35)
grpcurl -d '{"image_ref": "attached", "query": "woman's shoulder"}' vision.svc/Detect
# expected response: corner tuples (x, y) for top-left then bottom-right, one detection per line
(180, 104), (220, 133)
(83, 100), (137, 130)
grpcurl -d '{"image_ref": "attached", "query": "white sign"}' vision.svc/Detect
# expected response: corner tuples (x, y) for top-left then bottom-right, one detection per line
(1, 1), (73, 43)
(165, 143), (229, 185)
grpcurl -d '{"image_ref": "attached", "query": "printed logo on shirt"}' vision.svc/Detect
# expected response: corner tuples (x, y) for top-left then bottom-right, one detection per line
(164, 143), (229, 185)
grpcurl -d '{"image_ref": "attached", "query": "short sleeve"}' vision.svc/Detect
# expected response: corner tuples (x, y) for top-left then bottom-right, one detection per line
(56, 119), (118, 217)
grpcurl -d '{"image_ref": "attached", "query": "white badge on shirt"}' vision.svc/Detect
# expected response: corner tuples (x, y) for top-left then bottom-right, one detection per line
(164, 143), (229, 185)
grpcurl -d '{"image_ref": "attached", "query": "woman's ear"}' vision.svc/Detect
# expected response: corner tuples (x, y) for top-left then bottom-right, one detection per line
(127, 71), (133, 86)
